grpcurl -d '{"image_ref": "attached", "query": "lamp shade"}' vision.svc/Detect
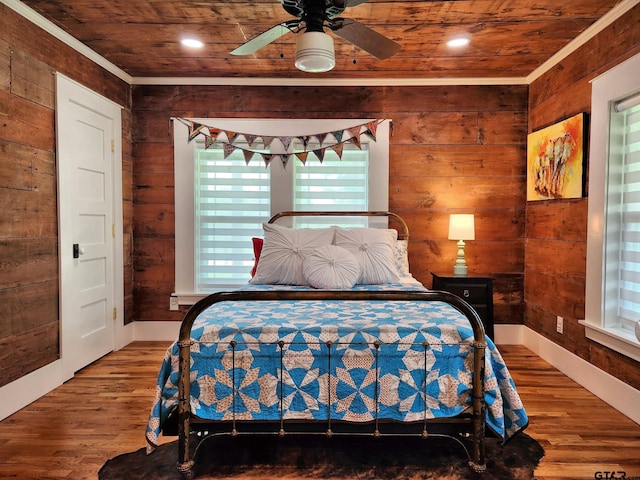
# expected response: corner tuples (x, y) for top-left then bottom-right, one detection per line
(448, 214), (475, 240)
(295, 31), (335, 73)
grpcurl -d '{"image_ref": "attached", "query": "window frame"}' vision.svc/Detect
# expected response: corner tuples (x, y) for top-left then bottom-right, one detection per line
(582, 53), (640, 361)
(173, 118), (390, 304)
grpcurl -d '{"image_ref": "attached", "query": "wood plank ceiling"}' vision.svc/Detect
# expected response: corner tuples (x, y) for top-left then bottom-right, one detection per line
(18, 0), (627, 80)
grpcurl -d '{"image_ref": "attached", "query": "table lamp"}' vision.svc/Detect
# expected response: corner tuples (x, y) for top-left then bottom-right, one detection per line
(448, 214), (475, 276)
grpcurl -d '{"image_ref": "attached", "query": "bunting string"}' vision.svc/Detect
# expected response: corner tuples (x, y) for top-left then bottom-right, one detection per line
(176, 117), (383, 167)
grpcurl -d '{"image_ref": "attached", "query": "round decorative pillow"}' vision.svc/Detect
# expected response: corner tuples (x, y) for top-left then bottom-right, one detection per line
(303, 245), (361, 289)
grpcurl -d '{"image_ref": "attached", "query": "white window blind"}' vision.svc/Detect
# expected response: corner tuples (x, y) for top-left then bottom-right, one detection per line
(292, 144), (369, 229)
(195, 144), (270, 290)
(618, 103), (640, 332)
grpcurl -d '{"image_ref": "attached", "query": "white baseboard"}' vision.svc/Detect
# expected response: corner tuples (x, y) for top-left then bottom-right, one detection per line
(133, 321), (181, 341)
(0, 359), (65, 421)
(115, 321), (134, 350)
(493, 324), (524, 345)
(495, 324), (640, 426)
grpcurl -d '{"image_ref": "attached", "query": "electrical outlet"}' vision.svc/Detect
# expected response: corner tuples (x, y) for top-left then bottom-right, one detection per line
(556, 316), (564, 334)
(170, 294), (179, 311)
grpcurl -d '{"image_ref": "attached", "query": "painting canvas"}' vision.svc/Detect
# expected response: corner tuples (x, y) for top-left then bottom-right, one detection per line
(527, 112), (585, 201)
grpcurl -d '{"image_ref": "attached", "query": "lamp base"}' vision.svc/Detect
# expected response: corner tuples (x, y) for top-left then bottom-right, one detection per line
(453, 239), (468, 276)
(453, 264), (468, 276)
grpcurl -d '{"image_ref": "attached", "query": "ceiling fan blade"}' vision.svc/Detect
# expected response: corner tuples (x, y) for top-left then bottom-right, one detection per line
(331, 19), (401, 59)
(231, 21), (299, 55)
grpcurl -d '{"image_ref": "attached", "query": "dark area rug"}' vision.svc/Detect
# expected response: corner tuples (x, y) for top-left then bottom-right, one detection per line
(99, 433), (544, 480)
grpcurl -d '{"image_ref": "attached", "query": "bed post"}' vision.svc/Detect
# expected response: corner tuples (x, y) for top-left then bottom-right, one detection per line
(177, 335), (195, 479)
(470, 338), (487, 472)
(429, 291), (488, 472)
(176, 293), (230, 479)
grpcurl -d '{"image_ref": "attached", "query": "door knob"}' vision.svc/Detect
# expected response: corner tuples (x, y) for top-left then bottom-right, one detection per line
(73, 244), (86, 258)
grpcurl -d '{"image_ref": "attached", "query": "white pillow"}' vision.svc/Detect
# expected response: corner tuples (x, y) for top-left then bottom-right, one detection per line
(303, 245), (361, 289)
(249, 223), (335, 285)
(394, 239), (411, 277)
(334, 228), (400, 284)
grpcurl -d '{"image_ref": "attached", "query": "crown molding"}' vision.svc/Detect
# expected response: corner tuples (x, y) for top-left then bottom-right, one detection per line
(130, 76), (528, 87)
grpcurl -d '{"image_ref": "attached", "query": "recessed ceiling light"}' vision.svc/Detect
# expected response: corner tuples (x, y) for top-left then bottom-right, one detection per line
(181, 38), (204, 49)
(447, 37), (470, 48)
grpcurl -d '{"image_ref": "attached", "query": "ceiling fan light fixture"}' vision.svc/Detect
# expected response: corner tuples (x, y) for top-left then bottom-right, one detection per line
(295, 31), (335, 73)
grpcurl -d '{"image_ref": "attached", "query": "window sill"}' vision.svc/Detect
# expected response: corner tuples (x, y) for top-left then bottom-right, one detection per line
(579, 320), (640, 362)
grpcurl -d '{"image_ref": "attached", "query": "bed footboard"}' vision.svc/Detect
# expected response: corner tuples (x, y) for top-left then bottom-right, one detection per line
(175, 290), (487, 478)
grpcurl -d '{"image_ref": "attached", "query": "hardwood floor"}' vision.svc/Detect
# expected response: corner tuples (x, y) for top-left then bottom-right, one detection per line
(0, 342), (638, 479)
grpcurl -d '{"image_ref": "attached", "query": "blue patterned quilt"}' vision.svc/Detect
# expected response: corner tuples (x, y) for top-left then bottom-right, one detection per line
(146, 283), (528, 447)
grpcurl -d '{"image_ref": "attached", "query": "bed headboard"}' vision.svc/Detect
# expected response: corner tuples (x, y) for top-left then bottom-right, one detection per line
(267, 211), (409, 241)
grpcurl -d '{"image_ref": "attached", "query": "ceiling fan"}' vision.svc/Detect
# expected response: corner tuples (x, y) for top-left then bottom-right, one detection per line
(230, 0), (401, 72)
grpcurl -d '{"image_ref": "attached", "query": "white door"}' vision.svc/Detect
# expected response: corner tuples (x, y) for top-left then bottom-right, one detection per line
(56, 74), (123, 378)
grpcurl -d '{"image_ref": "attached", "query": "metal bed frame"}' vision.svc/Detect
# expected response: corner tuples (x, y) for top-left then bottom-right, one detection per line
(173, 212), (487, 478)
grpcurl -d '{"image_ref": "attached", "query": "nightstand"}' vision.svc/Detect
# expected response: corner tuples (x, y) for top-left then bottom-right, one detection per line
(430, 272), (494, 340)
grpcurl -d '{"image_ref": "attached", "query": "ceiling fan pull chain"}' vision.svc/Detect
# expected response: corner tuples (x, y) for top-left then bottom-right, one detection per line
(353, 34), (357, 64)
(280, 25), (285, 58)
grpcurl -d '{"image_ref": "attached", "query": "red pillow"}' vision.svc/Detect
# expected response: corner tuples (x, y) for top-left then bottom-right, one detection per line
(250, 237), (263, 277)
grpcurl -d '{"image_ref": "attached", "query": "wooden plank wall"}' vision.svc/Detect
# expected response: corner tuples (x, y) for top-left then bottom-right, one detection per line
(131, 84), (528, 324)
(527, 5), (640, 389)
(0, 5), (132, 388)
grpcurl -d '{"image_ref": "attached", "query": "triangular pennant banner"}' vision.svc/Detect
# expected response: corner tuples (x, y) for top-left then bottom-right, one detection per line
(178, 118), (382, 166)
(261, 136), (275, 148)
(347, 135), (361, 149)
(331, 142), (344, 159)
(208, 127), (222, 142)
(223, 143), (237, 159)
(244, 134), (257, 147)
(279, 136), (292, 151)
(187, 122), (206, 142)
(313, 148), (326, 163)
(243, 149), (254, 165)
(347, 126), (361, 141)
(362, 120), (378, 141)
(225, 131), (239, 144)
(315, 133), (328, 146)
(332, 130), (344, 143)
(295, 151), (309, 165)
(362, 128), (376, 141)
(261, 153), (273, 168)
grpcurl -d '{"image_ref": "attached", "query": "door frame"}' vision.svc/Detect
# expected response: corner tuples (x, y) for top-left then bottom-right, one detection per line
(55, 73), (128, 380)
